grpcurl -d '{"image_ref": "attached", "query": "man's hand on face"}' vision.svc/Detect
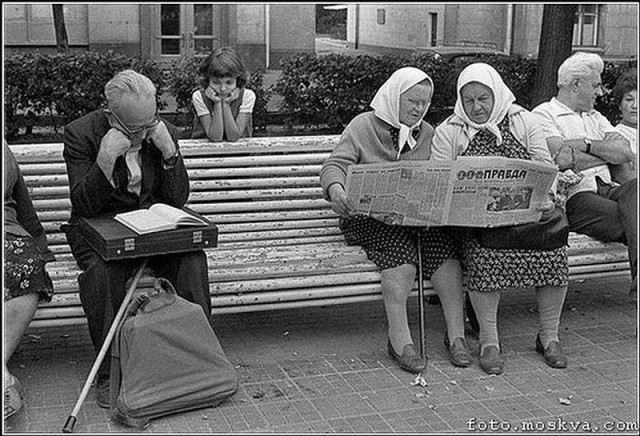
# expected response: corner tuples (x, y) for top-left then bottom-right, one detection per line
(100, 128), (132, 161)
(146, 121), (176, 159)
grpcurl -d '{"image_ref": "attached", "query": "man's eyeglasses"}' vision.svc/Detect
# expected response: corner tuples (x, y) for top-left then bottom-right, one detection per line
(576, 79), (605, 93)
(105, 108), (160, 137)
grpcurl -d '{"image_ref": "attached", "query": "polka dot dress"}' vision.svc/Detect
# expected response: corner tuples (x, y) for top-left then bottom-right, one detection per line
(339, 215), (458, 279)
(460, 116), (568, 292)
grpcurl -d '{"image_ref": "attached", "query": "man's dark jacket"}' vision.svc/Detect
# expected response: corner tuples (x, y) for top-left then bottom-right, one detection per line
(62, 108), (188, 228)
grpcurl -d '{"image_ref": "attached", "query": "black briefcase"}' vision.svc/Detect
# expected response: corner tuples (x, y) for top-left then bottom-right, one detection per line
(78, 208), (218, 261)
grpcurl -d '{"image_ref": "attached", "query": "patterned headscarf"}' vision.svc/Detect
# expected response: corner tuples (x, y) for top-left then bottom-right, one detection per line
(454, 63), (515, 145)
(370, 67), (433, 155)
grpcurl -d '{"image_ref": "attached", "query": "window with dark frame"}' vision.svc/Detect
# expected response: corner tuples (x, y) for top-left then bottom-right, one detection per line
(573, 4), (599, 47)
(377, 9), (385, 25)
(430, 12), (438, 47)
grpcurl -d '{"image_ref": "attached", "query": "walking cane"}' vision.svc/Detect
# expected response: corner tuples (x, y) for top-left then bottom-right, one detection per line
(416, 236), (427, 367)
(62, 258), (149, 433)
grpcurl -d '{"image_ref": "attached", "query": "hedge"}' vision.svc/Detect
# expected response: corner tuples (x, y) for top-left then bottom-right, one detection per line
(274, 51), (636, 130)
(4, 50), (165, 138)
(4, 50), (636, 140)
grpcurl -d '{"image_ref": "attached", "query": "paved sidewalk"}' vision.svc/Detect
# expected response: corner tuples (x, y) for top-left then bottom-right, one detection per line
(4, 275), (638, 434)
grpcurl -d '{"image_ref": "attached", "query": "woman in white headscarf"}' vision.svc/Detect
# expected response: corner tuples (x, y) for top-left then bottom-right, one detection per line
(432, 63), (570, 375)
(320, 67), (471, 374)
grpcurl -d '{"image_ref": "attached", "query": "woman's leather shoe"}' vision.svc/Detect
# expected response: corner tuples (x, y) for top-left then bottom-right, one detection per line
(536, 335), (567, 368)
(444, 336), (472, 367)
(387, 340), (426, 374)
(479, 345), (504, 375)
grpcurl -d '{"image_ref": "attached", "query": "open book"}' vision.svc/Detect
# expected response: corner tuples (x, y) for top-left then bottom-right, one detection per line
(114, 204), (208, 235)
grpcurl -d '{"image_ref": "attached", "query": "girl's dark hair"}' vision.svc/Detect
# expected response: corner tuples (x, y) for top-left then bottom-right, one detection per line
(612, 68), (637, 106)
(199, 47), (249, 89)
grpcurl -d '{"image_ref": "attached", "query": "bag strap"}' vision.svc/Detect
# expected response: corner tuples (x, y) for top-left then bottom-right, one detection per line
(125, 278), (178, 315)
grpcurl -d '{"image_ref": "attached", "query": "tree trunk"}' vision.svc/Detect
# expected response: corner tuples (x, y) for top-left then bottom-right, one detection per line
(52, 5), (69, 54)
(531, 4), (578, 107)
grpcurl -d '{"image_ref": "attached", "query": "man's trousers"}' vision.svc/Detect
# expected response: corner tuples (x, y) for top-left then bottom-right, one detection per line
(566, 177), (637, 281)
(65, 225), (213, 377)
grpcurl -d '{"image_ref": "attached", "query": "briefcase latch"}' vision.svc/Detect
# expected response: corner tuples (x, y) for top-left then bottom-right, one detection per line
(193, 230), (203, 244)
(124, 238), (136, 252)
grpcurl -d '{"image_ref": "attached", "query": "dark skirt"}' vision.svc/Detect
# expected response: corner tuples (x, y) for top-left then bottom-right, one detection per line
(460, 230), (569, 293)
(338, 215), (458, 279)
(4, 234), (54, 302)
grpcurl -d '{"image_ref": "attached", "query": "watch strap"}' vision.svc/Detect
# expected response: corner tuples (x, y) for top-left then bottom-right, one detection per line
(162, 149), (181, 169)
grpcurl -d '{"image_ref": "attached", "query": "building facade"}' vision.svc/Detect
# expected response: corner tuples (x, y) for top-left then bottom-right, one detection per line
(347, 3), (637, 61)
(3, 3), (316, 71)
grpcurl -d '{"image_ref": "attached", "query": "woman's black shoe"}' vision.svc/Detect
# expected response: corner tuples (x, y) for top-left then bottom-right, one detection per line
(444, 336), (472, 367)
(479, 345), (504, 375)
(387, 340), (426, 374)
(535, 334), (567, 368)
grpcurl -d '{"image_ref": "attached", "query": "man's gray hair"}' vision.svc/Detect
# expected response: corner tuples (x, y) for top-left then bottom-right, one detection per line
(104, 70), (156, 109)
(557, 52), (604, 88)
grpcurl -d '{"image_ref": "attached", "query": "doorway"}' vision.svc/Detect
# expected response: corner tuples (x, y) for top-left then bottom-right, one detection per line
(144, 4), (223, 65)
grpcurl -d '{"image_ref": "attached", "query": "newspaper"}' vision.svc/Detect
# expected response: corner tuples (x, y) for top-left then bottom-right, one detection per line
(345, 156), (558, 227)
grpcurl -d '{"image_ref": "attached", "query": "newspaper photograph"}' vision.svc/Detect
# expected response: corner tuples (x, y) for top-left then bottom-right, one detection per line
(345, 157), (558, 227)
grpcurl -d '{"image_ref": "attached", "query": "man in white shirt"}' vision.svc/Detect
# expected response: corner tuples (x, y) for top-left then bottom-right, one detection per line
(533, 52), (636, 300)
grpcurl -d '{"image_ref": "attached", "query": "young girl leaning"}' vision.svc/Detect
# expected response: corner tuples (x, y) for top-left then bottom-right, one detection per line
(191, 47), (256, 142)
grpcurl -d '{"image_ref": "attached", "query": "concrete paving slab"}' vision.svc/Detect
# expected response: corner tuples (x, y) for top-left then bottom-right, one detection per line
(3, 275), (637, 433)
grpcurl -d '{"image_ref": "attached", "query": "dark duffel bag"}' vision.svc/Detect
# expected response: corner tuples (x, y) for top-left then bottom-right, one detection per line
(109, 278), (238, 428)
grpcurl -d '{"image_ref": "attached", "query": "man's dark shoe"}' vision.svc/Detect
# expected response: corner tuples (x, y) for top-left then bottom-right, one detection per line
(96, 374), (110, 409)
(444, 336), (472, 367)
(479, 345), (504, 375)
(536, 335), (567, 369)
(387, 340), (426, 374)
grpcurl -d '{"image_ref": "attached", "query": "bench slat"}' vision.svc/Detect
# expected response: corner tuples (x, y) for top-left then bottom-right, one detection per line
(189, 199), (331, 213)
(8, 137), (339, 162)
(188, 165), (323, 178)
(42, 217), (340, 235)
(189, 187), (323, 202)
(37, 209), (339, 225)
(184, 153), (329, 168)
(191, 177), (322, 190)
(179, 136), (339, 155)
(27, 186), (325, 202)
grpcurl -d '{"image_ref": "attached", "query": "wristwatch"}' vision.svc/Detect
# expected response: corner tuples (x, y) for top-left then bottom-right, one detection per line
(584, 138), (592, 154)
(162, 149), (181, 169)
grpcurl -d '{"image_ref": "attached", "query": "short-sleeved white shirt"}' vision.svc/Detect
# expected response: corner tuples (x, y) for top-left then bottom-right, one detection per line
(615, 123), (637, 156)
(191, 88), (256, 117)
(532, 97), (618, 198)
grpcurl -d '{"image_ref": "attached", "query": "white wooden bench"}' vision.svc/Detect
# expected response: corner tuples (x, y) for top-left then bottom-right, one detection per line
(9, 137), (631, 328)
